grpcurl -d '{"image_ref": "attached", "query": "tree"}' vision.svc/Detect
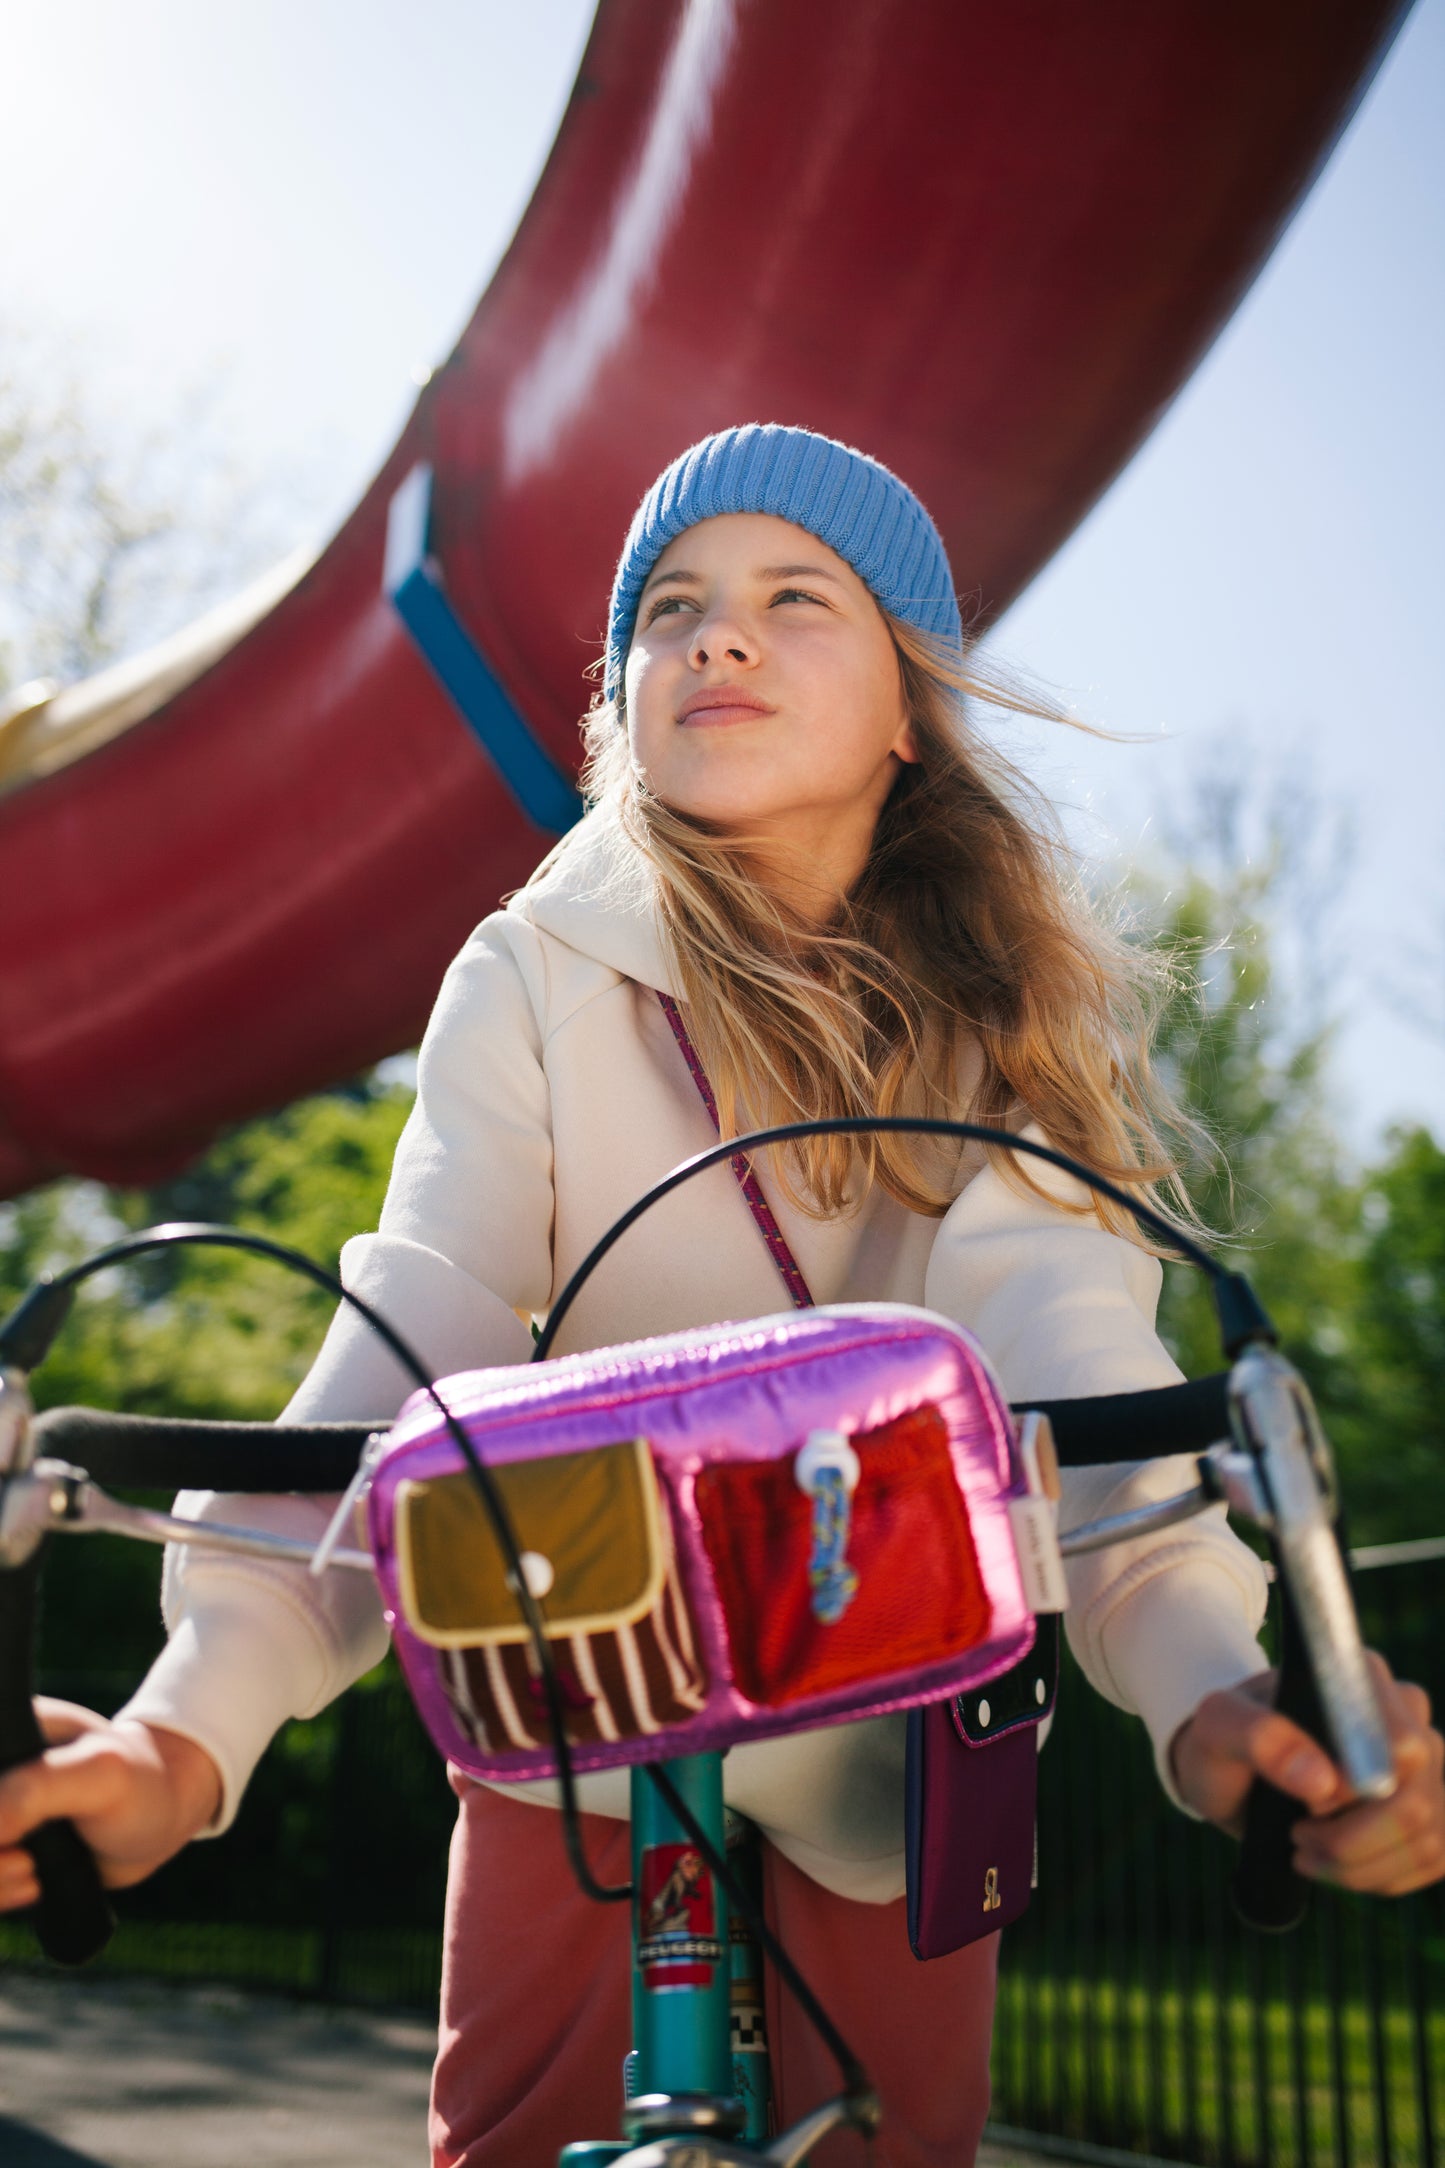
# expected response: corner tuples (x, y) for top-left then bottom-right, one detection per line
(1125, 759), (1352, 1363)
(1327, 1127), (1445, 1542)
(1, 1077), (415, 1676)
(0, 1078), (415, 1422)
(1124, 755), (1443, 1541)
(0, 321), (311, 698)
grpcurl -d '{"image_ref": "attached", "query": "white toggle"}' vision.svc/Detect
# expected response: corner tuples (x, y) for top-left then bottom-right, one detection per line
(515, 1549), (555, 1600)
(794, 1429), (861, 1496)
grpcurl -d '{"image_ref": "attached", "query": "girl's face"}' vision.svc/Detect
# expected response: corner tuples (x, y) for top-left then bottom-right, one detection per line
(623, 512), (918, 900)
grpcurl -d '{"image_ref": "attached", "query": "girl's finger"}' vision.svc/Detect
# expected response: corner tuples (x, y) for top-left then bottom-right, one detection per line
(1364, 1652), (1433, 1736)
(1395, 1680), (1432, 1733)
(1289, 1671), (1445, 1894)
(0, 1846), (42, 1912)
(1296, 1791), (1435, 1877)
(1377, 1684), (1442, 1782)
(1170, 1677), (1346, 1830)
(32, 1698), (115, 1748)
(0, 1734), (126, 1848)
(1296, 1837), (1445, 1897)
(1263, 1659), (1437, 1821)
(1243, 1710), (1349, 1812)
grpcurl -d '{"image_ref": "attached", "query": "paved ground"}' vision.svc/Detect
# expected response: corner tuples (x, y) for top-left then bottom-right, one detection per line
(0, 1974), (434, 2167)
(0, 1970), (1073, 2165)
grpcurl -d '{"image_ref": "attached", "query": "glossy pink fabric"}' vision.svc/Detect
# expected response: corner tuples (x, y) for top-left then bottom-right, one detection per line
(369, 1304), (1034, 1782)
(431, 1775), (998, 2167)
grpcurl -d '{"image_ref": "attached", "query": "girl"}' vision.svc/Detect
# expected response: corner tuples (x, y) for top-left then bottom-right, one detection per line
(3, 426), (1441, 2166)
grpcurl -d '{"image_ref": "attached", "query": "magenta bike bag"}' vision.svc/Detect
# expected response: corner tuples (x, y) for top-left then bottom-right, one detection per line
(367, 1303), (1040, 1785)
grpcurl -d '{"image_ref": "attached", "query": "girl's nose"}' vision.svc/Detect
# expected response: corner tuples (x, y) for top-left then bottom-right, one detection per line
(688, 610), (757, 671)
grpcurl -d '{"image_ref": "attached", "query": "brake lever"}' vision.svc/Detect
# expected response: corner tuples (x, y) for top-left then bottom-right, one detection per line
(1211, 1341), (1394, 1927)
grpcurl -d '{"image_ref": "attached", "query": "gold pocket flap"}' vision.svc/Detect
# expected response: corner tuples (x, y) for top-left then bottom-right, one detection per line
(395, 1439), (664, 1649)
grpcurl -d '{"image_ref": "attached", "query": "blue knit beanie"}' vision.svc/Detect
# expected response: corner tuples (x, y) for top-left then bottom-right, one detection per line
(604, 423), (961, 699)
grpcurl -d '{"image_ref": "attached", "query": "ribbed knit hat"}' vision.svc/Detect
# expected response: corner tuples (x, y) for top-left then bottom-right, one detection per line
(604, 423), (960, 698)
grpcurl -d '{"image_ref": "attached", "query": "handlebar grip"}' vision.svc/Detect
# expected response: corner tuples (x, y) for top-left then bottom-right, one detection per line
(23, 1814), (117, 1965)
(32, 1405), (379, 1492)
(1231, 1576), (1323, 1932)
(1014, 1373), (1231, 1465)
(0, 1547), (115, 1965)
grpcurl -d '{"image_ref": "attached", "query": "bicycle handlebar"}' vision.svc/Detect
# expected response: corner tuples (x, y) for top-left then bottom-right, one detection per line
(5, 1371), (1234, 1965)
(1, 1359), (1385, 1950)
(31, 1407), (378, 1493)
(27, 1372), (1234, 1490)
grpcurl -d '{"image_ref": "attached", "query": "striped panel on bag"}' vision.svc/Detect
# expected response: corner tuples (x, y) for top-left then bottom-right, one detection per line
(438, 1521), (705, 1754)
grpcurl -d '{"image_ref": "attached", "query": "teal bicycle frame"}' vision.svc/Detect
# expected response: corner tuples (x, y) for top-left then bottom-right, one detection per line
(560, 1752), (770, 2164)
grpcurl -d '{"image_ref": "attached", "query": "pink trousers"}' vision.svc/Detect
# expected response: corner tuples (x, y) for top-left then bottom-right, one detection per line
(430, 1776), (997, 2167)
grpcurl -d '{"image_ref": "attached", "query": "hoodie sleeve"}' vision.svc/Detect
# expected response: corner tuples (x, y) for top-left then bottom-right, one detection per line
(118, 917), (550, 1830)
(923, 1134), (1269, 1810)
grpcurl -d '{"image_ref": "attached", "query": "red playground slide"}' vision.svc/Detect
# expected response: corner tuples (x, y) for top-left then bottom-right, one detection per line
(0, 0), (1407, 1195)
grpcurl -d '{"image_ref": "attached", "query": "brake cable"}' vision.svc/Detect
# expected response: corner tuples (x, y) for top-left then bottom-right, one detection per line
(534, 1114), (1271, 1364)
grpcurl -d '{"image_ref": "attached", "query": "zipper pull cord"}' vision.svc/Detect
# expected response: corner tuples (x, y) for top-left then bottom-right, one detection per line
(796, 1430), (862, 1624)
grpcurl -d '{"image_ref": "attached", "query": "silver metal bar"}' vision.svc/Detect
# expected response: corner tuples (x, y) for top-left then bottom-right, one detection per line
(1350, 1534), (1445, 1571)
(1057, 1485), (1213, 1557)
(605, 2096), (867, 2168)
(763, 2097), (860, 2165)
(27, 1462), (373, 1573)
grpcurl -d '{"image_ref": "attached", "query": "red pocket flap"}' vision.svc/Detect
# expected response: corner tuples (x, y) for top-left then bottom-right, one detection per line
(697, 1403), (992, 1708)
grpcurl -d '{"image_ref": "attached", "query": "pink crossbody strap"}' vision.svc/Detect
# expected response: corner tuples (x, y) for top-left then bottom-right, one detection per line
(656, 991), (815, 1311)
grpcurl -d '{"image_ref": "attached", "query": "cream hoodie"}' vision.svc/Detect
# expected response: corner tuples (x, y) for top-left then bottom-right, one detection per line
(122, 807), (1268, 1901)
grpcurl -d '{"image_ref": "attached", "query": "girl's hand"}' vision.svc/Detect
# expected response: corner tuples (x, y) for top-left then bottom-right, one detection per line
(1170, 1653), (1445, 1897)
(0, 1700), (222, 1910)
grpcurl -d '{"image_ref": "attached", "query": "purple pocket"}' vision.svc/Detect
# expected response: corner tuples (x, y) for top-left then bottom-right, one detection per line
(905, 1615), (1058, 1959)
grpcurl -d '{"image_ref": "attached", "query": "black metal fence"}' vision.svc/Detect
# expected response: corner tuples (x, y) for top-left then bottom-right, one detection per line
(994, 1546), (1445, 2168)
(0, 1660), (458, 2010)
(3, 1548), (1440, 2166)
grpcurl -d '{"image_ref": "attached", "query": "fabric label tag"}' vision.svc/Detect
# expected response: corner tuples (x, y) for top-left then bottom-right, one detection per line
(1007, 1495), (1069, 1614)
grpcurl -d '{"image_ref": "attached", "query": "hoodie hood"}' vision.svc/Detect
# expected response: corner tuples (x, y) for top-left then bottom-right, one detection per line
(509, 801), (675, 995)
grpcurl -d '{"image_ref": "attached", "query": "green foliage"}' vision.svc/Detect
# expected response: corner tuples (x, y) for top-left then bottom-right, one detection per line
(1146, 866), (1359, 1382)
(1132, 824), (1443, 1542)
(1, 1077), (413, 1674)
(1358, 1129), (1445, 1398)
(1324, 1128), (1445, 1544)
(0, 1079), (413, 1424)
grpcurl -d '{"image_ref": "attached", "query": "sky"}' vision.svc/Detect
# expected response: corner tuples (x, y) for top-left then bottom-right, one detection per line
(3, 0), (1442, 1147)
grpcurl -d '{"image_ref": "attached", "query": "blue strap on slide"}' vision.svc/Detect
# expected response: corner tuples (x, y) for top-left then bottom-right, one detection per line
(384, 463), (583, 836)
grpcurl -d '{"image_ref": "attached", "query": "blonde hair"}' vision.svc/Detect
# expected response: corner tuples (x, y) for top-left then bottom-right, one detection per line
(569, 615), (1202, 1242)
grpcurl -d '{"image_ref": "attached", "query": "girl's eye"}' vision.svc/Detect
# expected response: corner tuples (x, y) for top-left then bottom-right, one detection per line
(644, 594), (695, 623)
(770, 587), (825, 608)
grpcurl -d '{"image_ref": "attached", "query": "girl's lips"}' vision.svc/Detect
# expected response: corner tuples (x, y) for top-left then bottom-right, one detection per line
(676, 694), (774, 726)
